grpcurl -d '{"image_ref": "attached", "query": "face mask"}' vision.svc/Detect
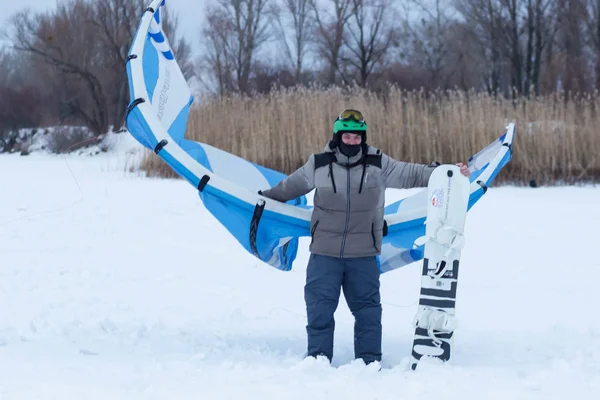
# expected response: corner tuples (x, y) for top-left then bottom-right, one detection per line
(339, 141), (361, 157)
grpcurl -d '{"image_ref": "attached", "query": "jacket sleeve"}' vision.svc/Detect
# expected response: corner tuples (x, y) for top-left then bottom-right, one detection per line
(381, 153), (437, 189)
(260, 155), (316, 202)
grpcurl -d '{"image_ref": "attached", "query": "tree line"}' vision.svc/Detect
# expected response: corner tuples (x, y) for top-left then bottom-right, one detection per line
(1, 0), (599, 144)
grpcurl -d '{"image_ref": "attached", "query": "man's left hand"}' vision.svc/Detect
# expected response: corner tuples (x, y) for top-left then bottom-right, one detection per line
(456, 162), (471, 177)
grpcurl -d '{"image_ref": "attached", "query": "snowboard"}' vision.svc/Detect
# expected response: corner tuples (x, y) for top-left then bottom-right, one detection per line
(409, 165), (470, 371)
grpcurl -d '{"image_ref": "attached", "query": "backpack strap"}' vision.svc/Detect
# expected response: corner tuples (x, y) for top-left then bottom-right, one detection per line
(314, 152), (337, 169)
(364, 153), (382, 168)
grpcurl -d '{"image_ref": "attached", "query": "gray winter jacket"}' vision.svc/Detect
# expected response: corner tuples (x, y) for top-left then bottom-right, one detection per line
(261, 142), (436, 258)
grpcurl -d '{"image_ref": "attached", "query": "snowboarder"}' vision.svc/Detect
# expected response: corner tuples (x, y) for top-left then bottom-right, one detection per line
(259, 109), (470, 365)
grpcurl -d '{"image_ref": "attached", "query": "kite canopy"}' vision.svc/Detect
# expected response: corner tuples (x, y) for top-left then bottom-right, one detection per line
(125, 0), (514, 274)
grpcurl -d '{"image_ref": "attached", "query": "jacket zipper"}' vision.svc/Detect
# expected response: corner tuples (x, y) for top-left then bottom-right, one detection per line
(340, 161), (351, 257)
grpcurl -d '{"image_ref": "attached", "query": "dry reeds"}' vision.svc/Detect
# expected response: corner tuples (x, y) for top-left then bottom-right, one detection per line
(141, 87), (600, 186)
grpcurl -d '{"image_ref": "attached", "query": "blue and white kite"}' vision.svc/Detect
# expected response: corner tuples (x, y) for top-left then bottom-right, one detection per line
(125, 0), (514, 274)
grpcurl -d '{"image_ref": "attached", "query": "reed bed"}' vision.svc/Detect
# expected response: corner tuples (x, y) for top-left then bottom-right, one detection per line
(142, 87), (600, 186)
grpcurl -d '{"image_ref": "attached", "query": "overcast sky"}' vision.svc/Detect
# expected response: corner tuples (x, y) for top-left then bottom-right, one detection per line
(0, 0), (209, 53)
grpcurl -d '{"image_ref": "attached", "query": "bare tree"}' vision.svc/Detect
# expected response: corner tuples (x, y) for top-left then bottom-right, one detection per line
(404, 0), (456, 90)
(93, 0), (145, 131)
(433, 20), (486, 90)
(529, 0), (558, 95)
(340, 0), (398, 87)
(9, 0), (192, 135)
(497, 0), (554, 96)
(10, 0), (109, 135)
(497, 0), (525, 95)
(453, 0), (558, 96)
(554, 0), (589, 93)
(200, 0), (272, 94)
(0, 49), (13, 88)
(310, 0), (354, 85)
(586, 0), (600, 89)
(454, 0), (507, 94)
(0, 49), (46, 150)
(200, 7), (235, 95)
(272, 0), (314, 82)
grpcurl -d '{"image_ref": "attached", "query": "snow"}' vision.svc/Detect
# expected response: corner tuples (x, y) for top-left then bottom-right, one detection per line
(1, 145), (599, 399)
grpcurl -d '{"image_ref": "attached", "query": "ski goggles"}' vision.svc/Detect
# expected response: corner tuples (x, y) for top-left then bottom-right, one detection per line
(337, 109), (365, 123)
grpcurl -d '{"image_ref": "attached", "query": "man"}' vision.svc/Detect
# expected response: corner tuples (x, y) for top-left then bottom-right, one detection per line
(259, 109), (470, 365)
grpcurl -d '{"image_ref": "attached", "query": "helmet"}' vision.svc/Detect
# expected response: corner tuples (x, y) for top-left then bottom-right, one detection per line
(332, 109), (367, 143)
(333, 119), (367, 135)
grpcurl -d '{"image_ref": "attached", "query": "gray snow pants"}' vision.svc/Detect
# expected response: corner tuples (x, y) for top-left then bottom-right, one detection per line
(304, 253), (382, 364)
